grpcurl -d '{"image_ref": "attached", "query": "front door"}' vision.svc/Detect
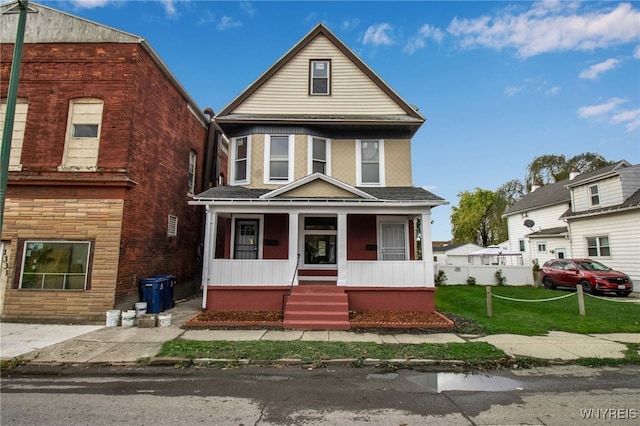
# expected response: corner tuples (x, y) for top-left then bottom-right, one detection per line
(234, 219), (259, 259)
(380, 223), (407, 260)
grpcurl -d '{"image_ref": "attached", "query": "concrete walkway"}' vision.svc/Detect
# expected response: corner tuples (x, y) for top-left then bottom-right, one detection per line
(1, 297), (638, 365)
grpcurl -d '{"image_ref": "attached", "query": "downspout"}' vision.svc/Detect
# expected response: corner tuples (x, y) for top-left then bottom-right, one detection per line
(203, 108), (217, 189)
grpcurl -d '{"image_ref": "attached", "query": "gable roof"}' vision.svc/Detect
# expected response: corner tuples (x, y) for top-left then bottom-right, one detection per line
(566, 160), (630, 188)
(561, 188), (640, 219)
(260, 173), (375, 199)
(503, 178), (571, 216)
(215, 23), (424, 134)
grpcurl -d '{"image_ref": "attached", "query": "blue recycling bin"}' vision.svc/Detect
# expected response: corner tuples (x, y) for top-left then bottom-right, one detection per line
(139, 277), (164, 314)
(151, 275), (175, 310)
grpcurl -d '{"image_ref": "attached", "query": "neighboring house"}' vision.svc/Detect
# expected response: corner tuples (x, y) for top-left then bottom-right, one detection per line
(433, 243), (484, 264)
(562, 161), (640, 282)
(503, 160), (640, 282)
(191, 24), (447, 329)
(0, 2), (223, 320)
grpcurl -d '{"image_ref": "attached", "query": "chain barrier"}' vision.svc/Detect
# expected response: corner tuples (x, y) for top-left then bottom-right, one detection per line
(491, 292), (576, 303)
(583, 293), (640, 303)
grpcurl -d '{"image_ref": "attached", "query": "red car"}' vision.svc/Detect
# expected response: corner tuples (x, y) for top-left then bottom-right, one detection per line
(540, 259), (633, 297)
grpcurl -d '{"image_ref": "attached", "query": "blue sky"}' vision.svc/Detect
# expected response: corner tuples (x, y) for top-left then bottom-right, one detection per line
(40, 0), (640, 241)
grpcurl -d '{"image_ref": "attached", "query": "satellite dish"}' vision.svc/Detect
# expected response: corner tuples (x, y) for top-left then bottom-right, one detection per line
(524, 219), (535, 228)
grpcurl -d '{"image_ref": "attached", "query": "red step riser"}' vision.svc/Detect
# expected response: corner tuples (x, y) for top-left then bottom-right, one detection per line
(286, 302), (348, 312)
(284, 311), (349, 322)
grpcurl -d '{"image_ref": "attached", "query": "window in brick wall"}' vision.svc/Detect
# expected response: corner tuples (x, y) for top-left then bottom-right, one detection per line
(60, 98), (103, 171)
(168, 214), (178, 237)
(0, 98), (28, 171)
(188, 150), (197, 194)
(18, 240), (92, 290)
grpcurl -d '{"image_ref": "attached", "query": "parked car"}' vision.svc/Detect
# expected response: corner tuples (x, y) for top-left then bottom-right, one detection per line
(540, 259), (633, 296)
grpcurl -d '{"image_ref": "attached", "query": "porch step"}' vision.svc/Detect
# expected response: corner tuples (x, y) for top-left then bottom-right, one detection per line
(283, 286), (350, 331)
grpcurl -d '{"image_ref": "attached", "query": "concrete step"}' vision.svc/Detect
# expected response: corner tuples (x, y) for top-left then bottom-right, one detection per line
(284, 310), (349, 322)
(285, 300), (348, 312)
(282, 319), (351, 331)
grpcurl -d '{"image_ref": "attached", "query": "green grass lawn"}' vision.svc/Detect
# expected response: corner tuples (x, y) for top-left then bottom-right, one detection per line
(436, 285), (640, 335)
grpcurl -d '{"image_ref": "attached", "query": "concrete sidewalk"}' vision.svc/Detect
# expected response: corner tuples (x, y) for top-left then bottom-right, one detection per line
(1, 297), (639, 365)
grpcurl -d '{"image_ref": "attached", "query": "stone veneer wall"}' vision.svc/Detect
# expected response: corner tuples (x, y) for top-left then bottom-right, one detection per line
(1, 198), (124, 322)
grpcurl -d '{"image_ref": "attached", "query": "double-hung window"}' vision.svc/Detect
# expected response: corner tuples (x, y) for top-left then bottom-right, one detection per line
(231, 136), (250, 185)
(60, 98), (103, 171)
(589, 185), (600, 207)
(310, 60), (330, 95)
(308, 136), (331, 175)
(265, 135), (293, 184)
(188, 150), (197, 194)
(587, 236), (610, 257)
(19, 240), (92, 290)
(356, 139), (384, 186)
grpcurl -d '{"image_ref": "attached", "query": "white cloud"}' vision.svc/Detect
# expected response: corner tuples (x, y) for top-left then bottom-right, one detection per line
(68, 0), (113, 8)
(363, 23), (394, 47)
(634, 45), (640, 59)
(546, 86), (561, 95)
(239, 2), (256, 17)
(578, 98), (626, 119)
(579, 58), (621, 80)
(160, 0), (178, 18)
(403, 24), (444, 54)
(610, 109), (640, 132)
(505, 86), (524, 97)
(447, 2), (640, 58)
(217, 16), (242, 31)
(341, 18), (360, 31)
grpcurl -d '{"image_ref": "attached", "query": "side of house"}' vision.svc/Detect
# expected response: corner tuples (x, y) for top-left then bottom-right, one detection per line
(0, 2), (216, 320)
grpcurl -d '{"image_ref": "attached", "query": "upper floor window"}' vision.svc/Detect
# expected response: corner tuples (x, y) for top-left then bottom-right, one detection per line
(188, 150), (197, 194)
(60, 98), (103, 171)
(168, 214), (178, 237)
(231, 136), (250, 185)
(589, 185), (600, 207)
(264, 135), (294, 184)
(18, 240), (91, 290)
(518, 239), (525, 252)
(308, 136), (331, 175)
(0, 98), (28, 171)
(310, 60), (330, 95)
(587, 236), (610, 257)
(356, 139), (385, 186)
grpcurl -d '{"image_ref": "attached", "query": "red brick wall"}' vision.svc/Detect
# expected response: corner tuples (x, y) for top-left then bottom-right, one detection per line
(1, 42), (208, 317)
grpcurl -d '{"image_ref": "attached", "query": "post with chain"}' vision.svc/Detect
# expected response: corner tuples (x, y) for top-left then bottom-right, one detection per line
(577, 285), (585, 316)
(486, 286), (493, 318)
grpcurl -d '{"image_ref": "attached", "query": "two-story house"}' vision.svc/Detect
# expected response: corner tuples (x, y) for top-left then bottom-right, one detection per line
(503, 160), (639, 283)
(191, 24), (447, 330)
(0, 2), (223, 321)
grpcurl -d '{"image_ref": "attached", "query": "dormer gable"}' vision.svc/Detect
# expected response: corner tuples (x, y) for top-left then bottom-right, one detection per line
(260, 172), (376, 200)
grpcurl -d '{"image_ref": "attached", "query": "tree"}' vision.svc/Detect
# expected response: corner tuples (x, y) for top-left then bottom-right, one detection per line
(451, 188), (508, 246)
(497, 179), (526, 208)
(526, 152), (613, 187)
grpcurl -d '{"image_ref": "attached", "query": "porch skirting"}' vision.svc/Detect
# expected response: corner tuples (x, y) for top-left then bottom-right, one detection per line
(203, 285), (436, 312)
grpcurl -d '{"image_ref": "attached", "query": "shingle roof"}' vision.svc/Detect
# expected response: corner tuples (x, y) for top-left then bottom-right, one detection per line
(566, 160), (630, 187)
(194, 185), (444, 202)
(503, 179), (570, 216)
(525, 226), (568, 237)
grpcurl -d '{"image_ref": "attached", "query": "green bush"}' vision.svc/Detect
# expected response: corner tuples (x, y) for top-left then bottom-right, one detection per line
(434, 270), (447, 286)
(495, 269), (507, 286)
(467, 276), (477, 286)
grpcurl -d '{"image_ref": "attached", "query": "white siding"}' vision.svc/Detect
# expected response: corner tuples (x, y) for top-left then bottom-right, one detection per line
(60, 99), (103, 171)
(618, 165), (640, 200)
(572, 176), (623, 212)
(568, 211), (640, 281)
(234, 36), (406, 116)
(347, 260), (428, 287)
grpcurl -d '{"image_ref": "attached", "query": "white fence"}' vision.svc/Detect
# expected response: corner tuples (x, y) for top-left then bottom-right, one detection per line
(208, 260), (290, 286)
(434, 264), (535, 286)
(347, 261), (426, 287)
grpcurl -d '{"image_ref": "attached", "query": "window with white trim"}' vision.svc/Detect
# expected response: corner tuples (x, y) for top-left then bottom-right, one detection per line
(302, 216), (337, 265)
(19, 240), (91, 290)
(264, 135), (294, 183)
(308, 136), (331, 175)
(0, 98), (28, 171)
(231, 136), (250, 185)
(377, 217), (409, 261)
(310, 60), (330, 95)
(589, 184), (600, 207)
(356, 139), (384, 186)
(586, 236), (610, 257)
(60, 98), (103, 171)
(188, 150), (197, 194)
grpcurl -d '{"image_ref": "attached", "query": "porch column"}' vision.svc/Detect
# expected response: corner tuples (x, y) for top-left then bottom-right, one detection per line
(288, 212), (299, 286)
(421, 211), (435, 287)
(337, 212), (347, 286)
(201, 206), (218, 309)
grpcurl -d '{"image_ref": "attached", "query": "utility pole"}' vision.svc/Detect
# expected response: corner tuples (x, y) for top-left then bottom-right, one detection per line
(0, 0), (29, 234)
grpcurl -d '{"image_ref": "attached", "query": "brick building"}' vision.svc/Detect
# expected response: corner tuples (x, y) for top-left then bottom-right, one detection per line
(0, 2), (224, 321)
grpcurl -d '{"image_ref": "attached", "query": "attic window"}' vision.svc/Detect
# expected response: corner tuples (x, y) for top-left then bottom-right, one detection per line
(310, 60), (330, 95)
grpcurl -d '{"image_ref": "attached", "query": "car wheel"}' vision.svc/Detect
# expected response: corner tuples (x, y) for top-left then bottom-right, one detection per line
(542, 276), (556, 289)
(616, 292), (630, 297)
(581, 280), (593, 295)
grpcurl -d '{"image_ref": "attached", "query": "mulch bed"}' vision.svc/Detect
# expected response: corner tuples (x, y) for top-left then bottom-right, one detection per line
(185, 309), (456, 331)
